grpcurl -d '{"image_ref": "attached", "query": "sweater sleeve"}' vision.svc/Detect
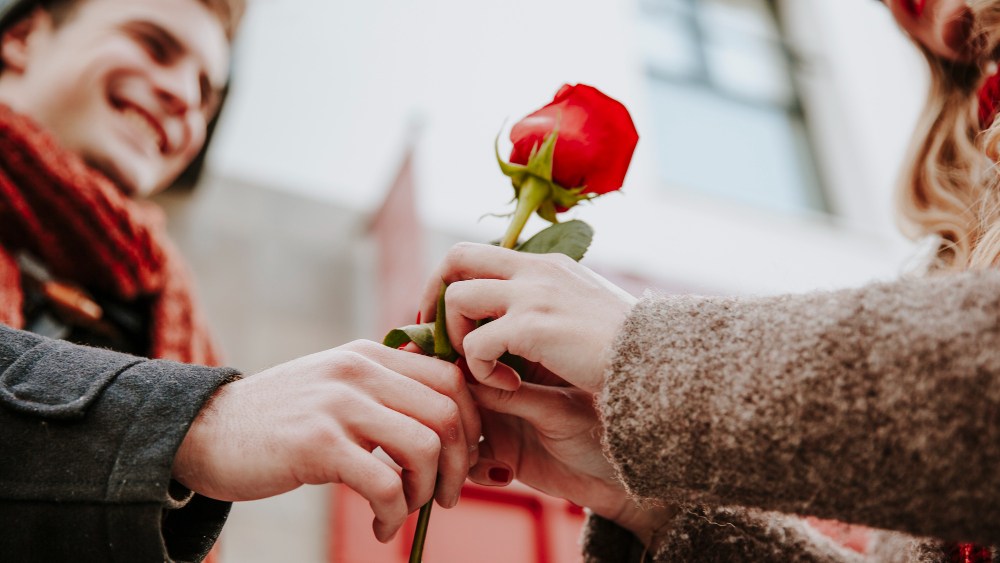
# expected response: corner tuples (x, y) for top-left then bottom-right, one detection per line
(579, 506), (912, 563)
(581, 507), (931, 562)
(0, 324), (241, 562)
(596, 269), (1000, 548)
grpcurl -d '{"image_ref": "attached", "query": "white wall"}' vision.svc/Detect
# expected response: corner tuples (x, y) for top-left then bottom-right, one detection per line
(209, 0), (930, 295)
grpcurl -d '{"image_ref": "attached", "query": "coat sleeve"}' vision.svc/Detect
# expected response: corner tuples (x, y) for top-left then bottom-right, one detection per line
(586, 269), (1000, 560)
(0, 324), (241, 562)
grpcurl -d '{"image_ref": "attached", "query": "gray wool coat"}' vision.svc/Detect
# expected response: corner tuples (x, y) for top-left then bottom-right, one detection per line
(581, 269), (1000, 562)
(0, 325), (239, 562)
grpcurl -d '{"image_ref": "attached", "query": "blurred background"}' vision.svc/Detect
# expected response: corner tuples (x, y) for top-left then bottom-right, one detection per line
(153, 0), (929, 560)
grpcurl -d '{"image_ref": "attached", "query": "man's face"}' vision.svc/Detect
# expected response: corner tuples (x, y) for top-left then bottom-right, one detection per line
(0, 0), (230, 196)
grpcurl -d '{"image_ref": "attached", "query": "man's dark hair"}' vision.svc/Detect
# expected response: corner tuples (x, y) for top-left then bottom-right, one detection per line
(37, 0), (245, 40)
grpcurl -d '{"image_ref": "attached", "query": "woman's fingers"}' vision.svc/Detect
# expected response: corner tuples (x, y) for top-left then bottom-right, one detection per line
(419, 243), (526, 321)
(468, 450), (514, 487)
(335, 446), (410, 543)
(467, 414), (515, 488)
(438, 243), (523, 284)
(444, 278), (513, 354)
(461, 318), (524, 390)
(471, 381), (588, 430)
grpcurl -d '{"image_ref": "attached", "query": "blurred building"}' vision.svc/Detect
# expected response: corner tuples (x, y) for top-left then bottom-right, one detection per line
(155, 0), (931, 561)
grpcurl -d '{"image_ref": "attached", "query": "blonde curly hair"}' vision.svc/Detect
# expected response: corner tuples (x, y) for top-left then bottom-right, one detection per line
(897, 0), (1000, 269)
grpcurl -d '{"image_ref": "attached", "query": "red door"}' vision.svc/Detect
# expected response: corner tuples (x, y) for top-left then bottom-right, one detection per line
(329, 482), (586, 562)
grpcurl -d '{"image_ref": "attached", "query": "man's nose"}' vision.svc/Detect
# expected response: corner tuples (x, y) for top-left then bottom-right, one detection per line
(154, 63), (201, 116)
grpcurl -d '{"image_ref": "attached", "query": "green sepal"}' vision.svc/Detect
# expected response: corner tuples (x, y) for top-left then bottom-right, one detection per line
(524, 129), (557, 183)
(495, 129), (595, 221)
(495, 134), (530, 189)
(515, 219), (594, 262)
(537, 200), (559, 223)
(383, 323), (436, 355)
(551, 183), (594, 211)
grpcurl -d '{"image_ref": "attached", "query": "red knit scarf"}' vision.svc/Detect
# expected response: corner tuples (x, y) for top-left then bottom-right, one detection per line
(0, 104), (220, 366)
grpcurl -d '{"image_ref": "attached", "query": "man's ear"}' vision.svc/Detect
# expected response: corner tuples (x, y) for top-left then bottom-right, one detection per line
(1, 9), (51, 74)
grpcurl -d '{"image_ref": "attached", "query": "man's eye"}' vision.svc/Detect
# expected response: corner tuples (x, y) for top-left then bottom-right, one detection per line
(141, 34), (169, 62)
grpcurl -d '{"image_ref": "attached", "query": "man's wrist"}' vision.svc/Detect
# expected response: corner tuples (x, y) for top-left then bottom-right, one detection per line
(172, 379), (235, 492)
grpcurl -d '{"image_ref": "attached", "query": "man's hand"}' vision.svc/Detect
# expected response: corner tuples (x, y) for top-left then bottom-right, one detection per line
(172, 340), (480, 543)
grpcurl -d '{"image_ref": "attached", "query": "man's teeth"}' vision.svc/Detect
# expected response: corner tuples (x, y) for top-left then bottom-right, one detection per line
(122, 107), (161, 151)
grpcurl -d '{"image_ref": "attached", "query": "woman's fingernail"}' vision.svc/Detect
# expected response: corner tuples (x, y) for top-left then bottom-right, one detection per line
(488, 467), (511, 483)
(416, 311), (422, 324)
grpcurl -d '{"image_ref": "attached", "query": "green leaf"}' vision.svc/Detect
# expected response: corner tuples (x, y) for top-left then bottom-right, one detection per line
(516, 219), (594, 261)
(383, 323), (437, 355)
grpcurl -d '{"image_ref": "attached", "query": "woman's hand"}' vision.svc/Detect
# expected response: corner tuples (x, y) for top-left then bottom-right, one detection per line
(468, 374), (674, 544)
(172, 340), (480, 543)
(419, 243), (637, 394)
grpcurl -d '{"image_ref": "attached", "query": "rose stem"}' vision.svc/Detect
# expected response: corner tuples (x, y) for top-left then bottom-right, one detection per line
(500, 175), (549, 249)
(411, 175), (548, 559)
(408, 284), (456, 563)
(408, 501), (433, 563)
(433, 283), (455, 360)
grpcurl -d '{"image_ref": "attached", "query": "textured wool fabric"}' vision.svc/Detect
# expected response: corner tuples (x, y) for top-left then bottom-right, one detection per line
(0, 104), (219, 364)
(584, 269), (1000, 561)
(0, 325), (240, 561)
(581, 508), (892, 563)
(581, 508), (934, 562)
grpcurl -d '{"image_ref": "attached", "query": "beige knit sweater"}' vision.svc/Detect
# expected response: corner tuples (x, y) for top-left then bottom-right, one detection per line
(582, 269), (1000, 562)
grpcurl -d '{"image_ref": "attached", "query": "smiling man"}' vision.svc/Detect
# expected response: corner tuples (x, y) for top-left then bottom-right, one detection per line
(0, 1), (480, 561)
(0, 0), (233, 197)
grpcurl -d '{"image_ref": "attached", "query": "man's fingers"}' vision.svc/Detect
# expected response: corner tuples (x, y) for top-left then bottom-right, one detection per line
(344, 342), (481, 461)
(351, 367), (474, 509)
(356, 405), (443, 513)
(336, 447), (409, 543)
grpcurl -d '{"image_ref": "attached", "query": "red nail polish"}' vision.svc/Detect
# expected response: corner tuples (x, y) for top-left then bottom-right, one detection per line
(416, 311), (422, 324)
(488, 467), (511, 483)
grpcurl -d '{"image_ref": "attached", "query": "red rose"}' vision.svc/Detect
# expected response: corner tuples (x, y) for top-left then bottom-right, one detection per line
(509, 84), (638, 196)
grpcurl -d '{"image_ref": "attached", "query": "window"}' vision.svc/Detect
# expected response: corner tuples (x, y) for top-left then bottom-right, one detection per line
(640, 0), (828, 213)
